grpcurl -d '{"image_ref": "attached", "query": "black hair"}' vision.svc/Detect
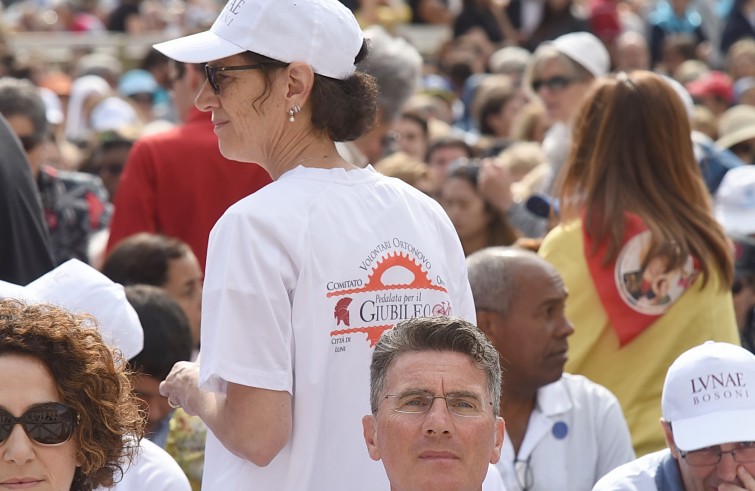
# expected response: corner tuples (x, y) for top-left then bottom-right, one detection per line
(125, 284), (193, 380)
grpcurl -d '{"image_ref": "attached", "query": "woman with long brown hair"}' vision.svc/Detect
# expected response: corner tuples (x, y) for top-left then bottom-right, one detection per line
(540, 71), (740, 456)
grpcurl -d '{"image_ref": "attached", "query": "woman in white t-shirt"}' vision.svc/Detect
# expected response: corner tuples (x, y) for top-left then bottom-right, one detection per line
(153, 1), (477, 490)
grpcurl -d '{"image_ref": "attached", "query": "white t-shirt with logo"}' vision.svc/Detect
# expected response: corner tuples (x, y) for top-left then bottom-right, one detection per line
(200, 166), (476, 490)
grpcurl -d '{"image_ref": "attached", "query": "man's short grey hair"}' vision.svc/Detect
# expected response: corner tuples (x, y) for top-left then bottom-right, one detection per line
(359, 26), (423, 123)
(467, 246), (543, 318)
(0, 78), (48, 139)
(369, 316), (501, 416)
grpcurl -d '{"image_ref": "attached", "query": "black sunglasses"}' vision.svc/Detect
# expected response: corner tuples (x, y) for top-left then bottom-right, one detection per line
(0, 402), (79, 445)
(204, 63), (274, 95)
(531, 76), (575, 93)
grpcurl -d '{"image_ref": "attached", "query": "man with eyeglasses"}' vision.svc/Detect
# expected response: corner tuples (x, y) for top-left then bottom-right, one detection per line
(594, 341), (755, 491)
(362, 316), (506, 491)
(467, 246), (635, 491)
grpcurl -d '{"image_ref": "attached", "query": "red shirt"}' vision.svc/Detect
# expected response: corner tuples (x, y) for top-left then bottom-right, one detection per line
(107, 108), (272, 269)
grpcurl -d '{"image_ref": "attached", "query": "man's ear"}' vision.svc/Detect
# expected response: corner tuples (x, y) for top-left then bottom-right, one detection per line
(661, 419), (681, 459)
(362, 414), (381, 462)
(490, 416), (505, 464)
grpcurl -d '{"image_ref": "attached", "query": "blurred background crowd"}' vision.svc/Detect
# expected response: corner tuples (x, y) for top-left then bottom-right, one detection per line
(0, 0), (754, 488)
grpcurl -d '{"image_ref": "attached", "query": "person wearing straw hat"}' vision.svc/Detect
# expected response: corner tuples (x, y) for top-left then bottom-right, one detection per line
(152, 1), (476, 489)
(716, 104), (755, 165)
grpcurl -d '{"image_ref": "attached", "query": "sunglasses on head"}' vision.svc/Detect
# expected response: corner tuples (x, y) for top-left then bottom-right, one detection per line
(204, 63), (275, 95)
(531, 76), (575, 93)
(0, 402), (79, 445)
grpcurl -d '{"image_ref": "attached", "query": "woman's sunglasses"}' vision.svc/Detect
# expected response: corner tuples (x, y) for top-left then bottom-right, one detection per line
(204, 63), (275, 95)
(0, 402), (79, 445)
(531, 76), (575, 93)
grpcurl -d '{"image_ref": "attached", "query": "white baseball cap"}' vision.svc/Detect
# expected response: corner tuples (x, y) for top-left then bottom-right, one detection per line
(0, 259), (144, 361)
(550, 32), (610, 78)
(662, 342), (755, 451)
(715, 165), (755, 235)
(153, 0), (363, 80)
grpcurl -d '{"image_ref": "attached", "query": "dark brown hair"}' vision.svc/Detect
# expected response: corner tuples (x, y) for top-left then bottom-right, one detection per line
(241, 41), (378, 142)
(446, 159), (519, 249)
(102, 232), (192, 287)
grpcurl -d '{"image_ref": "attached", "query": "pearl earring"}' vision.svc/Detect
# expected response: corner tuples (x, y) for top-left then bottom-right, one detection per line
(288, 104), (301, 123)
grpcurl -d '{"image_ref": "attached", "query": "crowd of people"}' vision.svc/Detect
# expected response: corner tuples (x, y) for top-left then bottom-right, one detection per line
(0, 0), (754, 489)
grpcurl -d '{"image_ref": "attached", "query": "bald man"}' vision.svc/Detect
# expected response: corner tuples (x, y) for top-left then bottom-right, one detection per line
(467, 246), (635, 491)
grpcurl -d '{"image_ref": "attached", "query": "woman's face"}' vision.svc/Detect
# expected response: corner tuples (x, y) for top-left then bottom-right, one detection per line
(162, 251), (203, 349)
(393, 117), (428, 162)
(532, 58), (592, 124)
(441, 177), (491, 243)
(487, 95), (525, 138)
(0, 353), (79, 490)
(195, 54), (287, 166)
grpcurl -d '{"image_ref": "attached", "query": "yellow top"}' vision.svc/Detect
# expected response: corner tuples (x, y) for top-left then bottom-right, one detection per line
(540, 220), (740, 456)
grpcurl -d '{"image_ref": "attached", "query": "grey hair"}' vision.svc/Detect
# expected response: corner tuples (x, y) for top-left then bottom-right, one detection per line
(359, 26), (423, 123)
(0, 78), (48, 139)
(369, 316), (501, 416)
(467, 246), (541, 318)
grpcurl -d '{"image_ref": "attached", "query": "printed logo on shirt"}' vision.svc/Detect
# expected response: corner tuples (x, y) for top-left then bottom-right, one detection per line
(327, 238), (451, 352)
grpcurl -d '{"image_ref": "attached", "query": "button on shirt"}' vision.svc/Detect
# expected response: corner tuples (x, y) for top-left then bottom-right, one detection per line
(496, 374), (635, 491)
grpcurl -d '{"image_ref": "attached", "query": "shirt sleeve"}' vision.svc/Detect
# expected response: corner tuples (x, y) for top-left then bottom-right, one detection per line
(198, 206), (299, 395)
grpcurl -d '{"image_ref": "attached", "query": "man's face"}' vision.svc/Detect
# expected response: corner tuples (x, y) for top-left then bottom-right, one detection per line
(362, 351), (504, 491)
(131, 373), (172, 434)
(663, 423), (755, 490)
(483, 261), (573, 393)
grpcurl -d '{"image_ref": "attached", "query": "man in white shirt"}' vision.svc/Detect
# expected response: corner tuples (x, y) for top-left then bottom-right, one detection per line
(594, 341), (755, 491)
(467, 247), (635, 491)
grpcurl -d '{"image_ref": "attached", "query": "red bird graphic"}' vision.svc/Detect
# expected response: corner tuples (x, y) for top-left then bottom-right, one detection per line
(334, 298), (353, 326)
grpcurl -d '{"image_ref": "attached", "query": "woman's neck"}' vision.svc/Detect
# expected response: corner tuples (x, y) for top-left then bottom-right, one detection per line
(267, 139), (356, 180)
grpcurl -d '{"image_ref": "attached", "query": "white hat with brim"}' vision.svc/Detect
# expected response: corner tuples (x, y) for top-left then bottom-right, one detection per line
(153, 0), (363, 80)
(662, 342), (755, 452)
(549, 31), (610, 78)
(154, 29), (246, 65)
(671, 409), (755, 452)
(716, 205), (755, 235)
(714, 165), (755, 235)
(0, 259), (144, 361)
